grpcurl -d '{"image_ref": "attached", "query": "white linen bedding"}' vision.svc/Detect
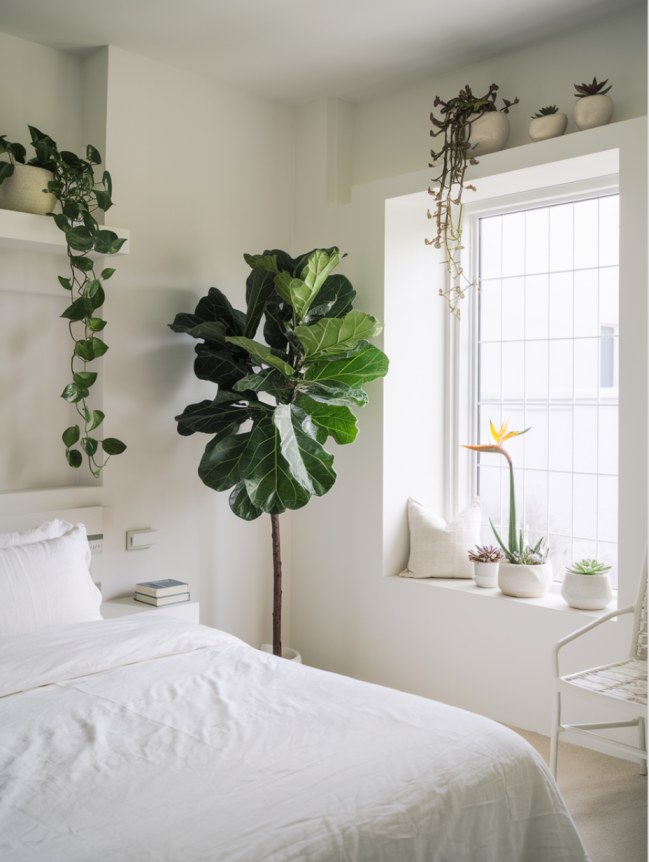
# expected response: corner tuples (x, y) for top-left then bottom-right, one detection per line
(0, 616), (589, 862)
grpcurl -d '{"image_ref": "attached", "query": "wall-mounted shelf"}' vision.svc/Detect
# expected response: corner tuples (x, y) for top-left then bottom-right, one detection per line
(0, 208), (130, 255)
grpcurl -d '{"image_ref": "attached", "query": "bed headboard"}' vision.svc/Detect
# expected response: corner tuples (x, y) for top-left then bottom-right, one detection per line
(0, 506), (104, 553)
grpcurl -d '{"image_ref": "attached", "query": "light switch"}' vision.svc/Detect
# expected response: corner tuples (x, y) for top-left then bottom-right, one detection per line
(126, 529), (158, 551)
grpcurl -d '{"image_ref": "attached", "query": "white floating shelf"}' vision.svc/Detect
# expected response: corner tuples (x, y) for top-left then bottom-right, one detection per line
(0, 208), (130, 255)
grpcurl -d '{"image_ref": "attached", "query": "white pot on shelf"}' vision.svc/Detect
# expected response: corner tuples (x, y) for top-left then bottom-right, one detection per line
(0, 163), (56, 215)
(261, 643), (302, 663)
(528, 112), (568, 141)
(473, 562), (500, 588)
(574, 94), (614, 131)
(498, 562), (553, 598)
(467, 112), (510, 156)
(561, 572), (613, 610)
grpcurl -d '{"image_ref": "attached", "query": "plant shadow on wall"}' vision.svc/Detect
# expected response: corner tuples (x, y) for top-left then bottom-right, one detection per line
(426, 83), (518, 317)
(0, 125), (127, 478)
(170, 248), (388, 657)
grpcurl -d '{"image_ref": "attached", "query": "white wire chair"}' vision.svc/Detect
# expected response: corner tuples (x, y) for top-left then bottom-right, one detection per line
(550, 555), (648, 778)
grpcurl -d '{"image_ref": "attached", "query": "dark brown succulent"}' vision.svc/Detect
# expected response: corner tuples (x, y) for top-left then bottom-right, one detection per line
(574, 77), (612, 98)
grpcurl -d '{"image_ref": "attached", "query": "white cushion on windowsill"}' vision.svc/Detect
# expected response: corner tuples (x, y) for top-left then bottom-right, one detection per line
(400, 498), (481, 580)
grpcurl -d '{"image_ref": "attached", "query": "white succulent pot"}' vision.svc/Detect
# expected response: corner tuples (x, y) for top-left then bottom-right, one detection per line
(467, 112), (510, 156)
(0, 163), (56, 215)
(498, 562), (553, 598)
(261, 643), (302, 663)
(574, 95), (614, 131)
(528, 113), (568, 142)
(473, 561), (500, 588)
(561, 572), (613, 610)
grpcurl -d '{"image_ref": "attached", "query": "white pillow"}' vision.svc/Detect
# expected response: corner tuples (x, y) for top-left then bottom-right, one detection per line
(401, 498), (481, 579)
(0, 523), (102, 635)
(0, 518), (73, 549)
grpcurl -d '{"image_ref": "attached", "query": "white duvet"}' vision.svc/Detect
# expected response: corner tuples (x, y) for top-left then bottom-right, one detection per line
(0, 616), (589, 861)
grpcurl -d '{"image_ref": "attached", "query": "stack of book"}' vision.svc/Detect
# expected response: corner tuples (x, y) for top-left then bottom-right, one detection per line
(133, 579), (190, 606)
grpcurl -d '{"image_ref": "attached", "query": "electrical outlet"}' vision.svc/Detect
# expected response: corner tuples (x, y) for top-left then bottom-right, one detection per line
(88, 534), (104, 554)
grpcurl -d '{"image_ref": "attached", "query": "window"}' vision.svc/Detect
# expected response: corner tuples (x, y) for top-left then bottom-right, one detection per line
(461, 194), (619, 586)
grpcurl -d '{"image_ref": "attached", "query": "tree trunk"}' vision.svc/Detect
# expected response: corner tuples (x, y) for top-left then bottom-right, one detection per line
(271, 513), (282, 657)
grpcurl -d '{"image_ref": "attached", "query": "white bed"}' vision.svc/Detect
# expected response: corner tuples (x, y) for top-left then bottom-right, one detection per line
(0, 519), (590, 861)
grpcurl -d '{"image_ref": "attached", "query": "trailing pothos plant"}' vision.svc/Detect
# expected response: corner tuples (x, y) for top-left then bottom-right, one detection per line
(170, 247), (388, 656)
(0, 125), (127, 477)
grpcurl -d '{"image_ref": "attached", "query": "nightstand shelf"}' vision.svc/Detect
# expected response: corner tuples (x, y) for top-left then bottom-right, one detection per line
(101, 596), (199, 623)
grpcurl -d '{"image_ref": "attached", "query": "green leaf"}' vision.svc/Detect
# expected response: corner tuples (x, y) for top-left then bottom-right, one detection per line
(174, 393), (254, 437)
(194, 288), (246, 336)
(61, 297), (94, 321)
(101, 267), (116, 280)
(193, 343), (251, 388)
(94, 190), (112, 211)
(86, 409), (105, 431)
(81, 437), (98, 456)
(243, 253), (279, 274)
(306, 274), (356, 321)
(87, 317), (107, 332)
(229, 482), (262, 521)
(273, 404), (336, 496)
(198, 431), (252, 492)
(102, 438), (127, 455)
(298, 380), (369, 407)
(226, 336), (294, 378)
(274, 248), (340, 322)
(0, 162), (15, 183)
(66, 449), (83, 468)
(86, 144), (102, 165)
(295, 310), (383, 359)
(305, 342), (388, 388)
(295, 394), (358, 445)
(94, 229), (120, 254)
(233, 368), (293, 401)
(61, 383), (86, 403)
(87, 284), (105, 311)
(58, 275), (73, 291)
(62, 425), (80, 447)
(66, 226), (94, 252)
(73, 371), (97, 388)
(74, 338), (108, 361)
(52, 213), (71, 233)
(70, 255), (94, 273)
(243, 266), (276, 338)
(240, 417), (311, 514)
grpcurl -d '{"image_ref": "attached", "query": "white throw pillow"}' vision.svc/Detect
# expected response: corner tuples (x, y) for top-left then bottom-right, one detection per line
(401, 498), (481, 579)
(0, 518), (73, 549)
(0, 523), (102, 635)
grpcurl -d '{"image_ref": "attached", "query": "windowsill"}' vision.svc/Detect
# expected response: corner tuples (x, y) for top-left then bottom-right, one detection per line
(389, 574), (617, 620)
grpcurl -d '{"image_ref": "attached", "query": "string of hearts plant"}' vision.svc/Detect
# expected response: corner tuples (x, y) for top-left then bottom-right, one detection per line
(0, 126), (127, 477)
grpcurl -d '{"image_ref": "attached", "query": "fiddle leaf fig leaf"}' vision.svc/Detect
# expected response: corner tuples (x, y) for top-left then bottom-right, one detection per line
(295, 394), (358, 445)
(306, 274), (355, 321)
(305, 342), (388, 388)
(198, 431), (252, 492)
(295, 311), (383, 359)
(274, 248), (341, 322)
(273, 404), (336, 496)
(229, 482), (263, 521)
(174, 392), (254, 437)
(234, 368), (293, 401)
(296, 380), (369, 407)
(226, 336), (294, 378)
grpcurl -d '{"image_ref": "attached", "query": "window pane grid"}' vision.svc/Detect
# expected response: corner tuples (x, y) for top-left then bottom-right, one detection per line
(475, 195), (619, 586)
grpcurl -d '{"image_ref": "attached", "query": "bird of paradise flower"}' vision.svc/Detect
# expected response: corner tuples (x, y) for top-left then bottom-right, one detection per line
(462, 420), (548, 564)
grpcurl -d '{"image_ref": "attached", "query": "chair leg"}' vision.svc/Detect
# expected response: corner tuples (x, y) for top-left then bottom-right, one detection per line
(638, 715), (647, 776)
(550, 691), (561, 778)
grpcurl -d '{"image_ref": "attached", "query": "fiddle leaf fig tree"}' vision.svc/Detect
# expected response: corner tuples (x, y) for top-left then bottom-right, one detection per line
(170, 248), (388, 656)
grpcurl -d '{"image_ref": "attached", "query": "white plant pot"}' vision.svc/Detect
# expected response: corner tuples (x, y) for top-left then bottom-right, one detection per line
(528, 113), (568, 141)
(473, 561), (499, 588)
(574, 94), (614, 131)
(561, 572), (613, 610)
(261, 643), (302, 663)
(0, 163), (56, 215)
(467, 112), (510, 156)
(498, 562), (553, 598)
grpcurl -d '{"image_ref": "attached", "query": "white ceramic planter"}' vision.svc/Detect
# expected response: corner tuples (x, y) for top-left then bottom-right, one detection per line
(0, 163), (56, 215)
(574, 95), (614, 131)
(498, 562), (553, 598)
(261, 643), (302, 663)
(468, 112), (510, 156)
(528, 113), (568, 142)
(561, 572), (613, 610)
(473, 561), (499, 588)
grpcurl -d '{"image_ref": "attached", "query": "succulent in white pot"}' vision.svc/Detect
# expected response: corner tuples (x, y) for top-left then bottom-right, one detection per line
(468, 544), (504, 588)
(528, 105), (568, 142)
(573, 77), (613, 131)
(561, 559), (613, 610)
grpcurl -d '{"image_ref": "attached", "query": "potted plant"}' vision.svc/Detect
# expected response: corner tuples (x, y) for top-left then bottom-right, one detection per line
(462, 420), (552, 598)
(0, 125), (127, 477)
(468, 544), (504, 588)
(573, 77), (613, 130)
(426, 83), (519, 317)
(169, 247), (388, 657)
(561, 558), (613, 610)
(528, 105), (568, 142)
(0, 134), (56, 215)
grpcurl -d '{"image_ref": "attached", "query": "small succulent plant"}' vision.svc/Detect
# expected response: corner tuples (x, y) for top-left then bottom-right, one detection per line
(468, 544), (505, 563)
(574, 77), (612, 98)
(531, 105), (560, 118)
(510, 539), (549, 566)
(566, 558), (612, 575)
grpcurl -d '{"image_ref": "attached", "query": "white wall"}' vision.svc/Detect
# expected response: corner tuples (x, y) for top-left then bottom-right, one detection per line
(0, 35), (296, 648)
(290, 5), (647, 743)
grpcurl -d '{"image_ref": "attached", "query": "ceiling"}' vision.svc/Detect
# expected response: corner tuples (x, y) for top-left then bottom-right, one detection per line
(0, 0), (641, 105)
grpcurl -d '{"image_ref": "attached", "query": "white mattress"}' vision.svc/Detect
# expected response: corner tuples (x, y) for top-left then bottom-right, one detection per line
(0, 616), (589, 861)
